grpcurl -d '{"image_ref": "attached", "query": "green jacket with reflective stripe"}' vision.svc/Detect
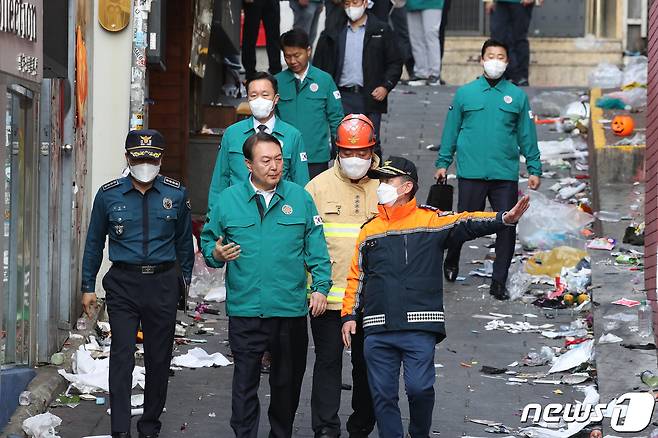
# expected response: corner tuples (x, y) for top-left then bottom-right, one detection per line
(200, 179), (332, 317)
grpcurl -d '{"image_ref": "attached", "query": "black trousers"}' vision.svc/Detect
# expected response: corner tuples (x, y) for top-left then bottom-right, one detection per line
(103, 265), (179, 436)
(229, 316), (308, 438)
(310, 310), (344, 436)
(308, 162), (330, 180)
(346, 317), (376, 437)
(438, 0), (451, 71)
(490, 2), (533, 82)
(445, 179), (518, 285)
(341, 91), (383, 159)
(242, 0), (282, 80)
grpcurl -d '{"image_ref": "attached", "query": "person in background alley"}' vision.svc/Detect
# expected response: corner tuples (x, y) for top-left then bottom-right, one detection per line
(241, 0), (282, 80)
(342, 156), (530, 437)
(201, 132), (332, 437)
(305, 114), (379, 438)
(370, 0), (415, 86)
(207, 72), (309, 216)
(405, 0), (443, 86)
(81, 130), (194, 438)
(435, 39), (541, 300)
(313, 0), (403, 158)
(289, 0), (324, 49)
(485, 0), (543, 86)
(438, 0), (451, 84)
(276, 29), (344, 179)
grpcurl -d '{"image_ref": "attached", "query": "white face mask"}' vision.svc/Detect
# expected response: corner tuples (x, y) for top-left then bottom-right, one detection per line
(340, 156), (372, 180)
(483, 59), (508, 80)
(249, 97), (275, 120)
(130, 163), (160, 183)
(345, 5), (366, 21)
(376, 182), (400, 206)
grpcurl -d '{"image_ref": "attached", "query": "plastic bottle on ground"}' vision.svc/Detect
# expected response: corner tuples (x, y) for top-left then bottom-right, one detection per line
(638, 300), (653, 338)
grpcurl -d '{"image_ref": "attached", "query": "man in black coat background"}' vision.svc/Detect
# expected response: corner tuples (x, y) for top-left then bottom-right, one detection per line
(314, 0), (403, 159)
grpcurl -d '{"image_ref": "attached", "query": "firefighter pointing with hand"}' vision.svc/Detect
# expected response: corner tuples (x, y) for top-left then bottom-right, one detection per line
(341, 156), (530, 437)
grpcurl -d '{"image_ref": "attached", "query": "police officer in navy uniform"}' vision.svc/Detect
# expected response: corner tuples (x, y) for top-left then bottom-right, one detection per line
(81, 129), (194, 438)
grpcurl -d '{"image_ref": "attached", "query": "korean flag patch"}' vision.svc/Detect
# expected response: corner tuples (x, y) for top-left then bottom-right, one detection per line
(300, 152), (308, 162)
(333, 90), (341, 100)
(313, 215), (323, 226)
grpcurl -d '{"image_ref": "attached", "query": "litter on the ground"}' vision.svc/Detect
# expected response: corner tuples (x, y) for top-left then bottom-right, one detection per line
(171, 347), (232, 368)
(598, 333), (623, 344)
(548, 340), (594, 374)
(22, 412), (62, 438)
(611, 298), (641, 307)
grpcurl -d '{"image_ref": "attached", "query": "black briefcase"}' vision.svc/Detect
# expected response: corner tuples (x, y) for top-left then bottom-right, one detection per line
(426, 179), (454, 211)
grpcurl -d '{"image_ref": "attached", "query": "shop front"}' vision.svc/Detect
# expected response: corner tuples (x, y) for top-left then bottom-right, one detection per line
(0, 0), (43, 369)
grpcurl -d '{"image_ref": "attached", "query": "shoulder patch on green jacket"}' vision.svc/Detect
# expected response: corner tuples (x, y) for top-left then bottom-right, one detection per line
(163, 177), (181, 189)
(102, 179), (120, 191)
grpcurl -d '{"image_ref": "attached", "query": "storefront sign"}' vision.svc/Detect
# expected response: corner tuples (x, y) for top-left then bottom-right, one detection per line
(0, 0), (38, 41)
(0, 0), (41, 82)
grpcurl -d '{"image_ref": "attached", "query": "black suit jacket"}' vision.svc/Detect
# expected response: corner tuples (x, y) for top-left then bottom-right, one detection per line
(313, 13), (403, 114)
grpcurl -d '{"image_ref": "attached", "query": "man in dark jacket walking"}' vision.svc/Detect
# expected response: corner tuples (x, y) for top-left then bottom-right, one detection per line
(313, 0), (403, 158)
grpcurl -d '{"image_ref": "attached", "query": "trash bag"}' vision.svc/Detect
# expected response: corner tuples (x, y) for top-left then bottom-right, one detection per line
(561, 101), (590, 119)
(506, 263), (533, 301)
(518, 191), (594, 250)
(530, 91), (583, 117)
(622, 56), (648, 87)
(536, 137), (588, 162)
(526, 247), (588, 277)
(602, 87), (647, 110)
(22, 413), (62, 438)
(588, 62), (623, 89)
(189, 251), (226, 302)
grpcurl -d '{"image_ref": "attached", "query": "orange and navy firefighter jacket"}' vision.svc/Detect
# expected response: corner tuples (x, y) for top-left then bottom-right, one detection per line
(341, 197), (511, 342)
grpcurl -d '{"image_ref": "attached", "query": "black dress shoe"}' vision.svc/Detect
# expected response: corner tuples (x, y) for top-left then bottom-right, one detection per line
(490, 280), (510, 300)
(112, 433), (131, 438)
(443, 262), (459, 282)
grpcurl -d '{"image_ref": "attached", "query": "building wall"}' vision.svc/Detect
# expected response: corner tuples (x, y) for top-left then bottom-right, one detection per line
(148, 0), (193, 184)
(646, 0), (657, 332)
(88, 0), (133, 296)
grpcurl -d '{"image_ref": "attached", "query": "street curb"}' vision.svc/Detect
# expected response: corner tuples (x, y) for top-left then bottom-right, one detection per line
(1, 301), (107, 438)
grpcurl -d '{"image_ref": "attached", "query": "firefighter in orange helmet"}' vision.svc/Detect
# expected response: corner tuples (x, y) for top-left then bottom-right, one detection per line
(305, 114), (380, 437)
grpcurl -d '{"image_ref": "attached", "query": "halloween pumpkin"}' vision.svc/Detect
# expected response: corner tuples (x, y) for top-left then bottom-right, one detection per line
(611, 115), (634, 137)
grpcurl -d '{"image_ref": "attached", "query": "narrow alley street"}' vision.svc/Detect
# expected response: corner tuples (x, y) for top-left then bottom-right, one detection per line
(42, 84), (654, 437)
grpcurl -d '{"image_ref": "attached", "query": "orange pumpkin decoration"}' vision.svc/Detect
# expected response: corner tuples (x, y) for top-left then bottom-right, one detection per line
(611, 115), (634, 137)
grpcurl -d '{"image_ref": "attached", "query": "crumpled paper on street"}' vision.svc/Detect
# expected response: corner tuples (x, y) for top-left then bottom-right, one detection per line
(58, 345), (145, 393)
(519, 386), (599, 438)
(548, 340), (594, 374)
(22, 412), (62, 438)
(598, 333), (623, 344)
(171, 347), (232, 368)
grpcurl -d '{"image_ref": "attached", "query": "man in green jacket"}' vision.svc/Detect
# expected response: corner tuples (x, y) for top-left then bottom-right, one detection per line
(201, 132), (332, 437)
(276, 28), (344, 179)
(435, 39), (541, 300)
(207, 72), (310, 216)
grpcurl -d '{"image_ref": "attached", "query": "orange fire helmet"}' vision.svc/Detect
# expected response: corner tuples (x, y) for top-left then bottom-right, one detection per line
(335, 114), (376, 149)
